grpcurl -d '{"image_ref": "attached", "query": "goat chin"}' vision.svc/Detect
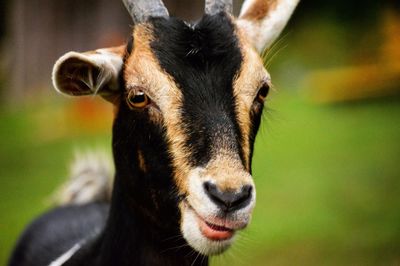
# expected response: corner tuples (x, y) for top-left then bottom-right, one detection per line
(52, 150), (114, 206)
(180, 203), (236, 255)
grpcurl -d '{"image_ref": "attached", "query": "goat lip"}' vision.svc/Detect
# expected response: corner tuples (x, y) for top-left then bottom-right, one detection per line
(197, 217), (235, 241)
(184, 201), (235, 241)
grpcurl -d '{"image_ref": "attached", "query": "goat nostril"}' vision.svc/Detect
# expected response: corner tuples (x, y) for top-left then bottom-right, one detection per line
(203, 182), (253, 212)
(203, 182), (226, 206)
(203, 182), (212, 193)
(233, 185), (252, 206)
(242, 185), (252, 198)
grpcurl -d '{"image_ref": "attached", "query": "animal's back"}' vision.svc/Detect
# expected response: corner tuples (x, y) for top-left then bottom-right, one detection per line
(8, 202), (109, 266)
(8, 152), (113, 266)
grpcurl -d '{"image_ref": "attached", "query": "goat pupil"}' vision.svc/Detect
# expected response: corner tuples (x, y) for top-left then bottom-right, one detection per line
(131, 93), (145, 103)
(258, 85), (270, 101)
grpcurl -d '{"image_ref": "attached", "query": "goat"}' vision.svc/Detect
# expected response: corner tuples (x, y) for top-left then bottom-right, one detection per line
(8, 0), (299, 265)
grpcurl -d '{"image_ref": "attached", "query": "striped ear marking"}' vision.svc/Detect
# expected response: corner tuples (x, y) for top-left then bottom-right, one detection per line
(237, 0), (300, 52)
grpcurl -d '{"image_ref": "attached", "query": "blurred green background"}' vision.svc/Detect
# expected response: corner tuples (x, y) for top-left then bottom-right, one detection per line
(1, 0), (400, 265)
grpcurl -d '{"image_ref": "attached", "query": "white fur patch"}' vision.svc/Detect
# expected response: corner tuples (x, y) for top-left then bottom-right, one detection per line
(53, 150), (114, 205)
(181, 203), (235, 255)
(49, 243), (81, 266)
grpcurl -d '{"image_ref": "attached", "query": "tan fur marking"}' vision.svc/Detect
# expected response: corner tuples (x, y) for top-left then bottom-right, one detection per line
(232, 24), (270, 171)
(241, 0), (278, 21)
(206, 154), (253, 191)
(137, 149), (147, 173)
(123, 25), (192, 194)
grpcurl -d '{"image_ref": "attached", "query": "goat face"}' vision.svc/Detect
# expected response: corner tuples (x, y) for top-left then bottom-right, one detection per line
(117, 14), (269, 255)
(53, 0), (299, 257)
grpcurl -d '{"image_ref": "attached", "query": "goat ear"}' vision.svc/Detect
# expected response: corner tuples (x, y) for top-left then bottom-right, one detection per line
(52, 46), (125, 102)
(237, 0), (300, 53)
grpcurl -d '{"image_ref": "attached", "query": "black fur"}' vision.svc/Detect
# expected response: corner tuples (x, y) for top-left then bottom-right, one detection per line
(248, 100), (264, 172)
(150, 13), (246, 167)
(8, 203), (108, 266)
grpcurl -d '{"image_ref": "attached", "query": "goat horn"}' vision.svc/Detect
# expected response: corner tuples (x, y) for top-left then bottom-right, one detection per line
(205, 0), (233, 15)
(122, 0), (169, 24)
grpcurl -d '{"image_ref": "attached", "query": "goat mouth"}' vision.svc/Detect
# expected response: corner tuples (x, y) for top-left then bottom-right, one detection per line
(184, 201), (235, 241)
(198, 217), (235, 241)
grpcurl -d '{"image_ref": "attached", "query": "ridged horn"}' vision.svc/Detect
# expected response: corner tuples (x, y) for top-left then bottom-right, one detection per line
(122, 0), (169, 24)
(205, 0), (233, 15)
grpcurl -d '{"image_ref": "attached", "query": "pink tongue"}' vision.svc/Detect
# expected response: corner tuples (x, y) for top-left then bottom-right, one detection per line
(199, 220), (234, 240)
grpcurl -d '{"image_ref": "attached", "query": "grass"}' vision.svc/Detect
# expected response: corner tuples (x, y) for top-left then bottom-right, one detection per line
(1, 91), (399, 265)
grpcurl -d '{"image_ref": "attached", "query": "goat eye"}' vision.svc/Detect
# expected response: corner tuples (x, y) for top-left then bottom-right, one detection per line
(257, 84), (270, 103)
(126, 90), (150, 109)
